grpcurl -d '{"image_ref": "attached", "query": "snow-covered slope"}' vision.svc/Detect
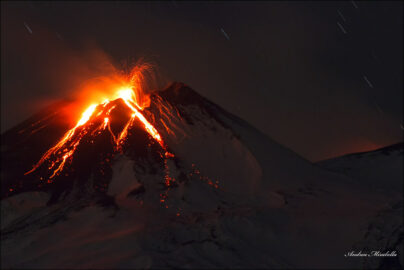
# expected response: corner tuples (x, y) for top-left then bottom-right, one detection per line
(317, 143), (403, 195)
(316, 143), (403, 269)
(1, 82), (402, 269)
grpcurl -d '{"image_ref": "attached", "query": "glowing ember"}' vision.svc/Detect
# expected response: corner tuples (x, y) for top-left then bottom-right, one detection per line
(25, 63), (173, 180)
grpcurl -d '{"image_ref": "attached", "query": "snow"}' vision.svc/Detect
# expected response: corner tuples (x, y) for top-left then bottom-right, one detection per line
(1, 83), (402, 269)
(108, 155), (141, 200)
(318, 143), (403, 197)
(1, 192), (50, 230)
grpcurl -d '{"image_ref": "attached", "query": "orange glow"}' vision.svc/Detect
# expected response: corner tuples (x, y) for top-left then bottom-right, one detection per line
(25, 62), (174, 180)
(116, 115), (135, 147)
(77, 104), (97, 127)
(102, 117), (109, 129)
(116, 88), (134, 102)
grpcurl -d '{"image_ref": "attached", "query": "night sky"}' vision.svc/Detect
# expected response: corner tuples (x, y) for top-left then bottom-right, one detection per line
(1, 1), (402, 161)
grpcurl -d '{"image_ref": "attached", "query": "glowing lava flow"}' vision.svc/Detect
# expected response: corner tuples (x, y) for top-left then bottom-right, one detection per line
(119, 90), (163, 147)
(25, 76), (171, 180)
(25, 105), (97, 177)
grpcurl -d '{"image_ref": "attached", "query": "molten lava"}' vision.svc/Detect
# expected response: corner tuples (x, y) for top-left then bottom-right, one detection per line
(25, 64), (171, 180)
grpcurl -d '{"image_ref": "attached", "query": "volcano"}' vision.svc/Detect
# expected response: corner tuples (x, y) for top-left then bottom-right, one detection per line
(1, 82), (402, 269)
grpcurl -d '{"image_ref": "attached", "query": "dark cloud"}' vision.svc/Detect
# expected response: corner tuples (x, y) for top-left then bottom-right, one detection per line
(1, 1), (402, 161)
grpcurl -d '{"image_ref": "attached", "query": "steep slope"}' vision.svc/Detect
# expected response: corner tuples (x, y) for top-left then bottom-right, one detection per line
(1, 82), (401, 269)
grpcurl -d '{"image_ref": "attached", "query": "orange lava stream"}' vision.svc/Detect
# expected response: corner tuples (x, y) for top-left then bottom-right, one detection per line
(24, 105), (97, 176)
(121, 96), (164, 147)
(102, 117), (109, 130)
(115, 114), (135, 147)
